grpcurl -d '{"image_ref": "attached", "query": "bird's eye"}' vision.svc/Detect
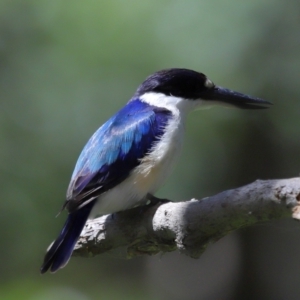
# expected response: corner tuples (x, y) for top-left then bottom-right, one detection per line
(204, 79), (214, 89)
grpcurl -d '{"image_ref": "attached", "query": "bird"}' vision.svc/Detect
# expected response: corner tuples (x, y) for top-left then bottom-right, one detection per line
(40, 68), (271, 273)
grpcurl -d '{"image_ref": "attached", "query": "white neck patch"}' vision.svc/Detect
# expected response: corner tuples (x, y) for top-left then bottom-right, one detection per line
(139, 92), (209, 116)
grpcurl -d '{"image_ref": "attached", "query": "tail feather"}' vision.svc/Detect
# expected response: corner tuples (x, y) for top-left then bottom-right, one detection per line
(40, 201), (94, 274)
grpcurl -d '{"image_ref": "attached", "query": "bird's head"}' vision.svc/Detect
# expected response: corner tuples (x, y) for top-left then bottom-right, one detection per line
(135, 68), (271, 112)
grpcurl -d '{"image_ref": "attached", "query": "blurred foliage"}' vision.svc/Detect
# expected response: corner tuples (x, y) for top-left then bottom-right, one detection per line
(1, 0), (300, 299)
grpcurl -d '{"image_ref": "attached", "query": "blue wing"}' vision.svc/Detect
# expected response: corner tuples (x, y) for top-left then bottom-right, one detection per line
(65, 99), (172, 212)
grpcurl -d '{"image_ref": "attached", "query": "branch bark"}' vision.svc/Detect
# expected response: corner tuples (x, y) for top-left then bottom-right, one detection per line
(73, 178), (300, 259)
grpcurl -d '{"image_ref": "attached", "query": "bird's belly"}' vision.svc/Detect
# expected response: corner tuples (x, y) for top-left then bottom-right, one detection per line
(89, 152), (178, 218)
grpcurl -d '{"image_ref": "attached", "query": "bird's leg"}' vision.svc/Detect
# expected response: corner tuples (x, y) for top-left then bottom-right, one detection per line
(137, 194), (170, 215)
(146, 193), (170, 206)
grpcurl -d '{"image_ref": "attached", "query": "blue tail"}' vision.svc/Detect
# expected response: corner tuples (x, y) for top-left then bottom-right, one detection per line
(40, 201), (94, 274)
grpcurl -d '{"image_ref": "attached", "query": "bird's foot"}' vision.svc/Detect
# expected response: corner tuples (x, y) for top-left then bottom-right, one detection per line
(146, 194), (170, 206)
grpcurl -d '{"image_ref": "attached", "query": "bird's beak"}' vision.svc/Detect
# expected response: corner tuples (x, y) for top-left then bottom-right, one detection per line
(201, 86), (272, 109)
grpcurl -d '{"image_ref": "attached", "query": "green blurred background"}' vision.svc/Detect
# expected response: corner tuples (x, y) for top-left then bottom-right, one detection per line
(1, 0), (300, 299)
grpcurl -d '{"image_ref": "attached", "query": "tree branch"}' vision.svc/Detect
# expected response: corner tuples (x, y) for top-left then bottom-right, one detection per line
(73, 178), (300, 259)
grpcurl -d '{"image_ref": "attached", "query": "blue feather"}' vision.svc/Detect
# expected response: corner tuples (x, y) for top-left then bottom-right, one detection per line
(41, 99), (172, 273)
(65, 99), (172, 211)
(40, 201), (94, 273)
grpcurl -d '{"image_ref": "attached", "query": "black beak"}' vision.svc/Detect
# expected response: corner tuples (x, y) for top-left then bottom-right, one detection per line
(201, 86), (272, 109)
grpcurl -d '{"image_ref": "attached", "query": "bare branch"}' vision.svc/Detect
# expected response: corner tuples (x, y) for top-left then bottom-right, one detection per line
(73, 178), (300, 259)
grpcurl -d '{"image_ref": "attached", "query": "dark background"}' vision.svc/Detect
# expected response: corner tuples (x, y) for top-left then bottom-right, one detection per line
(1, 1), (300, 299)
